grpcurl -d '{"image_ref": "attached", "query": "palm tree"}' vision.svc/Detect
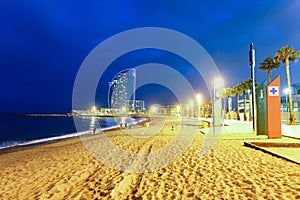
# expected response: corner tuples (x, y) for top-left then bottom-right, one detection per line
(240, 81), (249, 121)
(202, 100), (212, 118)
(233, 84), (242, 120)
(259, 56), (279, 83)
(244, 78), (256, 121)
(220, 87), (234, 119)
(275, 46), (300, 125)
(245, 79), (252, 121)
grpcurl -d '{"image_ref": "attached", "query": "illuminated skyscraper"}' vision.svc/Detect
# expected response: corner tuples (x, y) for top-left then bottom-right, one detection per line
(108, 68), (136, 109)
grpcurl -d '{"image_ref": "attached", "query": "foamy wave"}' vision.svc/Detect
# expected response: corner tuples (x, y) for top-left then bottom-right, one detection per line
(0, 130), (91, 150)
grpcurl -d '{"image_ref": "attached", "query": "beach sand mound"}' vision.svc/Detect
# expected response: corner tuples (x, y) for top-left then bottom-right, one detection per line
(0, 119), (299, 199)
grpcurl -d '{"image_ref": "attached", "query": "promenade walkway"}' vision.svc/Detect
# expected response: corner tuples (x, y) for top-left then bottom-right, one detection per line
(282, 124), (300, 139)
(198, 118), (300, 164)
(199, 118), (300, 139)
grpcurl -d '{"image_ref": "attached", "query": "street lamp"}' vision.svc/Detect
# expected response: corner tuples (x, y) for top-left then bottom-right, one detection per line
(196, 93), (202, 119)
(213, 76), (224, 127)
(249, 43), (256, 134)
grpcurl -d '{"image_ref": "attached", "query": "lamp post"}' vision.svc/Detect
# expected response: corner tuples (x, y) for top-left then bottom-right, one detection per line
(196, 94), (202, 120)
(213, 76), (223, 127)
(284, 88), (291, 122)
(249, 43), (257, 134)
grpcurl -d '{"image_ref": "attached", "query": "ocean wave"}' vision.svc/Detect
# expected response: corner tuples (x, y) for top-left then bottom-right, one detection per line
(0, 124), (126, 150)
(0, 130), (90, 150)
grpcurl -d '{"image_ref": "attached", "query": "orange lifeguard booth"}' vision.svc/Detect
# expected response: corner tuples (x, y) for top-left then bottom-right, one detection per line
(266, 75), (282, 138)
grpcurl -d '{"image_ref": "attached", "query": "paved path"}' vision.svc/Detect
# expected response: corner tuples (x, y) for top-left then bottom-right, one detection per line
(198, 118), (300, 140)
(282, 124), (300, 139)
(199, 118), (253, 135)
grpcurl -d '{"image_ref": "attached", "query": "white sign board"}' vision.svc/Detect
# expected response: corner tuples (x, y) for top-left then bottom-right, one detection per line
(268, 86), (279, 96)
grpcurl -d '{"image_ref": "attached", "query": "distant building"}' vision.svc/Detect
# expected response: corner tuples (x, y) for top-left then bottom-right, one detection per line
(108, 69), (136, 109)
(281, 82), (300, 112)
(150, 104), (180, 116)
(125, 100), (145, 113)
(238, 99), (250, 113)
(291, 82), (300, 94)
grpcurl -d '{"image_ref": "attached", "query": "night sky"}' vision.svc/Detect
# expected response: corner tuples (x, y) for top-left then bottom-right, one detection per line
(1, 0), (300, 113)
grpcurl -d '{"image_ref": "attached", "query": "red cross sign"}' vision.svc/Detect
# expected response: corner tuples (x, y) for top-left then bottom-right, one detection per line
(268, 86), (279, 96)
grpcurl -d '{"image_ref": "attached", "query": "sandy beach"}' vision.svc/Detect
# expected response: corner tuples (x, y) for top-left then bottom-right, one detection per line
(0, 118), (299, 199)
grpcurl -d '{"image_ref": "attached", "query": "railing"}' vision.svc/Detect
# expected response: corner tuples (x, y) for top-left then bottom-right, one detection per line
(281, 112), (300, 123)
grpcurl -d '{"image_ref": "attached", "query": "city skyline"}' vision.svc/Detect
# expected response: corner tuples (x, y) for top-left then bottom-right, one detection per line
(1, 1), (300, 113)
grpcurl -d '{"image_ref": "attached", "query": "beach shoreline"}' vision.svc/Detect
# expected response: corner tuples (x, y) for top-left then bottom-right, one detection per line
(0, 115), (149, 151)
(1, 118), (299, 199)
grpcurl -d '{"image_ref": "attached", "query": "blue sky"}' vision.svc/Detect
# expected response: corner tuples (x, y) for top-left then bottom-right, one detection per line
(1, 0), (300, 113)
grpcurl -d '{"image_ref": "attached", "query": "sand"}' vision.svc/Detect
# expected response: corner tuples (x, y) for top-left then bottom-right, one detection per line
(0, 118), (299, 200)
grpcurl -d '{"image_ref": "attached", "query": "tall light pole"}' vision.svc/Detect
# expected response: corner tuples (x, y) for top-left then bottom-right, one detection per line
(213, 76), (223, 127)
(249, 43), (257, 135)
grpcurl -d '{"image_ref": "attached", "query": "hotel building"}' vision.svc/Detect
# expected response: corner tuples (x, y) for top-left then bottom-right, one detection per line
(108, 68), (136, 109)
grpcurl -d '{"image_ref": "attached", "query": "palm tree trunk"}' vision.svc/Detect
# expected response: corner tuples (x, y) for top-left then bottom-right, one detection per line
(285, 57), (295, 125)
(227, 97), (231, 119)
(236, 94), (240, 120)
(243, 91), (247, 121)
(267, 69), (271, 83)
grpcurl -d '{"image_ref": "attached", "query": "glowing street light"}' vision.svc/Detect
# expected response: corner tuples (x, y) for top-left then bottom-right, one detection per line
(196, 94), (202, 104)
(284, 88), (291, 94)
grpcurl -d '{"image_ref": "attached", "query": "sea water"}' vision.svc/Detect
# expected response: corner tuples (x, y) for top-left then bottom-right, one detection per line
(0, 115), (142, 150)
